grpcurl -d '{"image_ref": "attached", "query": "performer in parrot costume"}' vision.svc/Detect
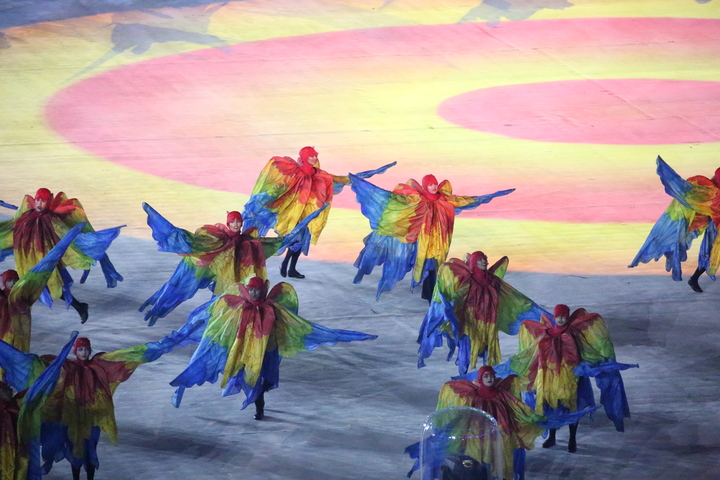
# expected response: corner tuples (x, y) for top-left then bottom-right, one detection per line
(506, 304), (637, 453)
(242, 146), (396, 279)
(0, 188), (124, 323)
(417, 251), (548, 374)
(405, 366), (594, 480)
(629, 156), (720, 292)
(140, 204), (327, 326)
(351, 174), (514, 301)
(0, 223), (84, 355)
(0, 326), (200, 480)
(0, 332), (78, 480)
(170, 276), (378, 420)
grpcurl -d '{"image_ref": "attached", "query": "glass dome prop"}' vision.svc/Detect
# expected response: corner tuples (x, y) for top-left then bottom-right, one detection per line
(419, 406), (503, 480)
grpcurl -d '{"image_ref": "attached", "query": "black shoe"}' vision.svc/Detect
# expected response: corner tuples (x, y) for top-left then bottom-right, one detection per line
(567, 438), (577, 453)
(542, 437), (556, 449)
(76, 302), (89, 324)
(280, 263), (288, 278)
(688, 277), (703, 293)
(288, 269), (305, 279)
(254, 411), (264, 421)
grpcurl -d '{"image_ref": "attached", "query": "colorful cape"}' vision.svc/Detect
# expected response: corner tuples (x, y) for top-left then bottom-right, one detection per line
(0, 326), (199, 475)
(629, 156), (720, 280)
(170, 280), (377, 409)
(508, 309), (636, 431)
(0, 193), (123, 307)
(140, 203), (328, 325)
(0, 224), (83, 355)
(405, 376), (591, 480)
(350, 175), (515, 299)
(243, 157), (395, 254)
(435, 377), (544, 480)
(417, 255), (548, 373)
(0, 332), (79, 480)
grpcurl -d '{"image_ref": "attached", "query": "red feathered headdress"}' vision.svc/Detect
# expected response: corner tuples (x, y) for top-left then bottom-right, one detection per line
(73, 337), (92, 355)
(421, 174), (440, 200)
(554, 304), (570, 318)
(226, 211), (243, 226)
(1, 270), (19, 291)
(35, 188), (52, 202)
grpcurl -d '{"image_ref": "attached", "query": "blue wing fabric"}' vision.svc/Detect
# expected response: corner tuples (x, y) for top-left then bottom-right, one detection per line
(575, 360), (638, 432)
(170, 335), (228, 406)
(656, 156), (694, 209)
(0, 201), (18, 210)
(304, 324), (378, 349)
(73, 226), (125, 288)
(453, 189), (516, 214)
(142, 203), (193, 254)
(417, 295), (456, 368)
(353, 232), (416, 300)
(333, 161), (397, 195)
(242, 192), (277, 236)
(139, 257), (215, 326)
(349, 175), (391, 231)
(0, 340), (38, 391)
(628, 209), (697, 280)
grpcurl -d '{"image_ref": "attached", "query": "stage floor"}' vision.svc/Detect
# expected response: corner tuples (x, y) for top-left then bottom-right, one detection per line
(1, 1), (720, 479)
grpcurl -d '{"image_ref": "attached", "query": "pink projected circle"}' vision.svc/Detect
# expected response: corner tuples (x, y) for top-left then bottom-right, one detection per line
(438, 79), (720, 144)
(45, 17), (720, 223)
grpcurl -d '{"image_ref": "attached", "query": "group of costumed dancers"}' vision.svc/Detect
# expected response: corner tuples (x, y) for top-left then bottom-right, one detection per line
(0, 148), (713, 480)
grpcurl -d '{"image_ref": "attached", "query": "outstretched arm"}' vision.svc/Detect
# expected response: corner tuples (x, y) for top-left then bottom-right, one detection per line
(333, 161), (397, 194)
(450, 188), (516, 214)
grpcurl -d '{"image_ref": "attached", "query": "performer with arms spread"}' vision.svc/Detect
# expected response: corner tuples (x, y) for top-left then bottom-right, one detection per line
(243, 146), (395, 279)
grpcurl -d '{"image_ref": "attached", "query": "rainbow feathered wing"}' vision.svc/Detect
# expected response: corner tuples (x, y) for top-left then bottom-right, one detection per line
(243, 158), (395, 254)
(0, 194), (123, 307)
(417, 256), (549, 373)
(350, 175), (514, 299)
(0, 331), (78, 480)
(170, 282), (377, 409)
(40, 324), (200, 475)
(139, 203), (328, 325)
(0, 324), (199, 477)
(629, 156), (720, 279)
(1, 224), (84, 354)
(506, 310), (637, 431)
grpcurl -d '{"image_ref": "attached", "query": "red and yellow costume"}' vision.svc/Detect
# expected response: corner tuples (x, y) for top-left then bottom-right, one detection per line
(170, 277), (377, 416)
(243, 147), (394, 278)
(0, 224), (84, 355)
(0, 189), (123, 317)
(418, 252), (547, 372)
(436, 366), (546, 480)
(141, 207), (300, 325)
(630, 156), (720, 291)
(351, 174), (514, 299)
(0, 329), (197, 479)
